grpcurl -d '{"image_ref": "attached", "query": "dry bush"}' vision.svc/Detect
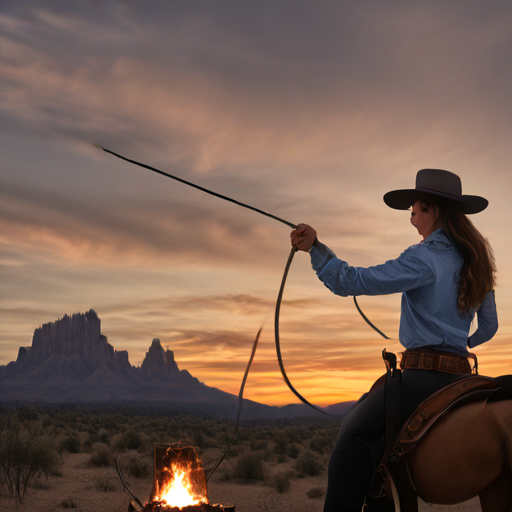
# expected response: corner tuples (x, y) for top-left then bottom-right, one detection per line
(309, 434), (332, 454)
(0, 418), (61, 505)
(230, 450), (265, 480)
(59, 435), (81, 454)
(306, 486), (325, 499)
(276, 453), (287, 464)
(250, 440), (268, 451)
(110, 433), (127, 453)
(285, 442), (301, 459)
(126, 454), (150, 478)
(137, 432), (158, 456)
(87, 443), (114, 468)
(97, 429), (110, 445)
(260, 446), (275, 462)
(61, 496), (78, 508)
(295, 449), (323, 477)
(269, 470), (292, 493)
(124, 430), (142, 450)
(273, 433), (288, 455)
(95, 474), (116, 492)
(29, 473), (53, 489)
(224, 445), (241, 459)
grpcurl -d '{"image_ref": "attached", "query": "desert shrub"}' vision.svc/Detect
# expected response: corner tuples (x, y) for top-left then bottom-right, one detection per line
(273, 434), (288, 455)
(250, 440), (268, 451)
(192, 430), (205, 448)
(61, 496), (78, 508)
(0, 418), (61, 505)
(295, 449), (323, 477)
(29, 473), (53, 489)
(261, 446), (275, 462)
(225, 445), (241, 459)
(126, 455), (150, 478)
(307, 486), (325, 499)
(137, 433), (159, 457)
(110, 433), (127, 453)
(285, 442), (300, 459)
(60, 435), (81, 454)
(95, 474), (116, 492)
(16, 406), (39, 422)
(230, 450), (265, 480)
(83, 438), (93, 453)
(269, 470), (292, 493)
(276, 453), (287, 464)
(309, 434), (332, 454)
(97, 429), (110, 445)
(124, 430), (142, 450)
(87, 443), (114, 468)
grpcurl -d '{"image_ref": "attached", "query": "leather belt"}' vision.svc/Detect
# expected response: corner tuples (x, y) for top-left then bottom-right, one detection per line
(399, 349), (477, 374)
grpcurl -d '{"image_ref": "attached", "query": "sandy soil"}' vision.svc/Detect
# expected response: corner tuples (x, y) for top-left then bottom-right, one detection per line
(0, 453), (481, 512)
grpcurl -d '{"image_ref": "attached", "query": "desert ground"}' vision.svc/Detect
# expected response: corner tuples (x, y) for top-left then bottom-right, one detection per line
(0, 450), (481, 512)
(0, 406), (482, 512)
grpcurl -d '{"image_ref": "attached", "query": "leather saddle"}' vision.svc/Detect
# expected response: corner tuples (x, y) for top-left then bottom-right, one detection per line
(363, 354), (512, 512)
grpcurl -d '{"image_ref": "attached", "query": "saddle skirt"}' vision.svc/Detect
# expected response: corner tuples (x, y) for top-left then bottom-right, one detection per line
(367, 374), (512, 512)
(395, 375), (498, 460)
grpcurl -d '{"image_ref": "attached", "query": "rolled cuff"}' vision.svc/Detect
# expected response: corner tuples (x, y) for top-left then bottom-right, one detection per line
(309, 240), (336, 274)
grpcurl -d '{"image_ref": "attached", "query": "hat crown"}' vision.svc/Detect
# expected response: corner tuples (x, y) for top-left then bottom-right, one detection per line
(416, 169), (462, 197)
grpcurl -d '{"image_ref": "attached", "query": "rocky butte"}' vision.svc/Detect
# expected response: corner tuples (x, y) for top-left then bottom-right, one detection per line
(0, 310), (356, 419)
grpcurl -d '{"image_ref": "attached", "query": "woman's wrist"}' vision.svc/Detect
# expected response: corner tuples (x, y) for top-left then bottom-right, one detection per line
(308, 237), (318, 252)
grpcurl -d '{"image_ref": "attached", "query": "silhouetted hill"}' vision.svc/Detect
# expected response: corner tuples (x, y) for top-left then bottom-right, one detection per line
(0, 310), (356, 419)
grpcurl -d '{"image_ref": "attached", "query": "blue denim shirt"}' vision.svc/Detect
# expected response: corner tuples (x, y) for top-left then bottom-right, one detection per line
(309, 228), (498, 355)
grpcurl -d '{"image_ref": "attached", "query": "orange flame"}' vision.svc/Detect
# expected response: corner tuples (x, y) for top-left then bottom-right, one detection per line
(153, 462), (208, 509)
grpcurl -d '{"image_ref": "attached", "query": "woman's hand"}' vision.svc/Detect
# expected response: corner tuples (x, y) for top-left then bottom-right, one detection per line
(290, 223), (317, 252)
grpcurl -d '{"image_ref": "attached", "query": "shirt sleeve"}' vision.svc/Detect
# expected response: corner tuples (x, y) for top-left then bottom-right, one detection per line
(468, 290), (498, 348)
(309, 240), (435, 297)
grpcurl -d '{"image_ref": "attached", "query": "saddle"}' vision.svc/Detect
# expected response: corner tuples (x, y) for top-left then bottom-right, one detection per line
(363, 351), (512, 512)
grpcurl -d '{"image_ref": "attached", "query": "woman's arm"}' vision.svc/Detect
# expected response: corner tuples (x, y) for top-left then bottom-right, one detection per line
(309, 240), (436, 297)
(468, 291), (498, 348)
(290, 223), (435, 296)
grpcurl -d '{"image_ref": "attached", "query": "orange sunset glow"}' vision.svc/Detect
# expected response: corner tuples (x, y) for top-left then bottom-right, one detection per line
(1, 2), (512, 407)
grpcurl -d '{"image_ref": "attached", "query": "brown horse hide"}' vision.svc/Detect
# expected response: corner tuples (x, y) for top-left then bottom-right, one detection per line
(410, 392), (512, 511)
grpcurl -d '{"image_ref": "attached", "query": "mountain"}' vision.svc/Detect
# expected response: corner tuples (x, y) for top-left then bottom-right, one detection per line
(0, 310), (356, 419)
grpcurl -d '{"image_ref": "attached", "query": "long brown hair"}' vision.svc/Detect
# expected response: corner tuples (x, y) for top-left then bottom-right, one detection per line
(421, 200), (496, 312)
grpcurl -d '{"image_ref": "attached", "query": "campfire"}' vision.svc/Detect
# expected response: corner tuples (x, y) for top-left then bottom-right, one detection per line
(127, 444), (234, 512)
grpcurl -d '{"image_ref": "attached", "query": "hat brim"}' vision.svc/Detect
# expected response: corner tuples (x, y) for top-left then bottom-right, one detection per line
(383, 188), (488, 215)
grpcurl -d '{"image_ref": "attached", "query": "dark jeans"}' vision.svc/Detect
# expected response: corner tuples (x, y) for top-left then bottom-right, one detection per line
(323, 370), (466, 512)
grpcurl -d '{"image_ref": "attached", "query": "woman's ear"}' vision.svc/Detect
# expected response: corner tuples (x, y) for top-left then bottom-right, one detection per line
(433, 204), (440, 222)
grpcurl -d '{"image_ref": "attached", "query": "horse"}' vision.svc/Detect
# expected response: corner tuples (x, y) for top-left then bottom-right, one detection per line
(409, 395), (512, 512)
(368, 383), (512, 512)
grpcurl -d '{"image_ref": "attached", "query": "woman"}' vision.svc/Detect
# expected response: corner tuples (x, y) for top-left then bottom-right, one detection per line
(290, 169), (498, 512)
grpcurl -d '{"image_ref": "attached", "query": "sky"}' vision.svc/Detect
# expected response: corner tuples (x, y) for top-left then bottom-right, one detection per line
(1, 1), (511, 406)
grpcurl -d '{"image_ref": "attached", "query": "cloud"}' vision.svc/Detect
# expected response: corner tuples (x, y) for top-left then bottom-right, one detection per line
(1, 1), (511, 404)
(2, 1), (511, 180)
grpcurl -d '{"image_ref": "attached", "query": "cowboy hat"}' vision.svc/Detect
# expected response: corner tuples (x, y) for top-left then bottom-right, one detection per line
(383, 169), (488, 214)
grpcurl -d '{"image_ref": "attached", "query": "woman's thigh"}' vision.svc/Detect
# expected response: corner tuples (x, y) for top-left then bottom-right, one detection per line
(400, 370), (467, 423)
(334, 379), (386, 450)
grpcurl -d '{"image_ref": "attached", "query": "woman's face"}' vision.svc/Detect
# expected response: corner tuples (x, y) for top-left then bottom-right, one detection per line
(410, 200), (440, 239)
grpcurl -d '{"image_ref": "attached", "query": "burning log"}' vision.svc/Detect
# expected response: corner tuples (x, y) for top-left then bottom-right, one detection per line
(127, 444), (234, 512)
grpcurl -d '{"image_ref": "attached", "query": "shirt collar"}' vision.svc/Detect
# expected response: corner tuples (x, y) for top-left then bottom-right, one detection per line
(423, 227), (451, 245)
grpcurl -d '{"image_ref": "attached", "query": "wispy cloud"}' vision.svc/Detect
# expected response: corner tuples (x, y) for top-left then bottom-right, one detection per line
(1, 1), (511, 404)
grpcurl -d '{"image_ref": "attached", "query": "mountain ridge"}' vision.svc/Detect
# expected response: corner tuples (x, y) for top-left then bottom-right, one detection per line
(0, 310), (356, 419)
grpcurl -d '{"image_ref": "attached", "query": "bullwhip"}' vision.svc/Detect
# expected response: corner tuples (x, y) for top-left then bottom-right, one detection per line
(94, 144), (390, 416)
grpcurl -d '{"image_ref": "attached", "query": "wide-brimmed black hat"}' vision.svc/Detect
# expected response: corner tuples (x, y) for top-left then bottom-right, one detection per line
(383, 169), (488, 214)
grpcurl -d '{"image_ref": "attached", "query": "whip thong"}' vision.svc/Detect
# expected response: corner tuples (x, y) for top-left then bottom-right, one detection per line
(93, 144), (296, 229)
(95, 144), (390, 414)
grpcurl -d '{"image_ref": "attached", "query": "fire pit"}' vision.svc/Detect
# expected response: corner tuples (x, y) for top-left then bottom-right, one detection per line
(127, 444), (234, 512)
